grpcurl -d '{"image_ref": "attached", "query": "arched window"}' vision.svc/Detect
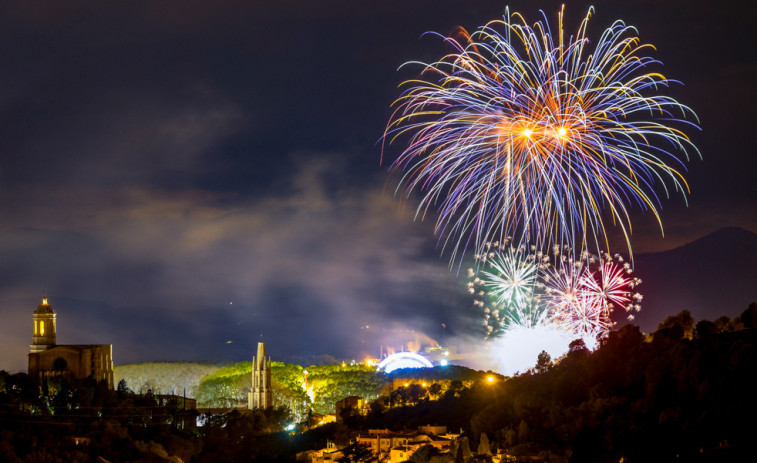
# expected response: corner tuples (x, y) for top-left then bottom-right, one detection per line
(34, 320), (38, 335)
(40, 320), (45, 336)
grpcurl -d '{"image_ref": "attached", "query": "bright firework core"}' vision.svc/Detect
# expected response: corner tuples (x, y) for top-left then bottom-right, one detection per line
(487, 324), (594, 376)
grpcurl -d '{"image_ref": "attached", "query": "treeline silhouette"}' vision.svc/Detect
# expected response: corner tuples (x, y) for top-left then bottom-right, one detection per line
(0, 373), (299, 462)
(350, 304), (757, 462)
(1, 304), (754, 462)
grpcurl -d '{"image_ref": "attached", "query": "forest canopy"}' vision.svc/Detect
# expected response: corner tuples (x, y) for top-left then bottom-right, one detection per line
(114, 359), (491, 414)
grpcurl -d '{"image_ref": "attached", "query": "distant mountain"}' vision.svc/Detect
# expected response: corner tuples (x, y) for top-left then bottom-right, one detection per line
(630, 227), (757, 332)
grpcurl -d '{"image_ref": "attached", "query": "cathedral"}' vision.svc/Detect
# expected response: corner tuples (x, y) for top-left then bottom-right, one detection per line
(248, 342), (273, 409)
(27, 297), (115, 388)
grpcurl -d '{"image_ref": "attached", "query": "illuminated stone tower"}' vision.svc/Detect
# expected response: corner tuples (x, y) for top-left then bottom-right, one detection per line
(248, 342), (273, 409)
(28, 296), (114, 387)
(31, 297), (56, 353)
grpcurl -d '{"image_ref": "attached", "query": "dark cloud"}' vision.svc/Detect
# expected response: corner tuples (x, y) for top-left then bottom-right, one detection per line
(0, 154), (475, 371)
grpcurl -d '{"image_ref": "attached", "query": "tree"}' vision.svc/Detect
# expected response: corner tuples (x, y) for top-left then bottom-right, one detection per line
(455, 444), (465, 463)
(457, 437), (472, 461)
(367, 400), (384, 420)
(657, 310), (695, 339)
(406, 384), (426, 404)
(535, 351), (552, 374)
(338, 442), (375, 462)
(695, 320), (718, 338)
(517, 420), (530, 443)
(448, 440), (458, 460)
(569, 338), (587, 353)
(477, 432), (492, 455)
(117, 379), (130, 397)
(713, 316), (731, 332)
(740, 302), (757, 329)
(410, 444), (441, 463)
(505, 427), (517, 448)
(725, 315), (744, 331)
(448, 380), (464, 398)
(41, 376), (49, 399)
(428, 382), (443, 400)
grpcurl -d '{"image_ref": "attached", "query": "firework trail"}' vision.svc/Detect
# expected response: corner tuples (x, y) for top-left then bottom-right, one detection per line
(384, 7), (699, 264)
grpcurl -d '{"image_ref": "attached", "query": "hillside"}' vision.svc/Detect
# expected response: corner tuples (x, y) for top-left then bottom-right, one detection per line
(114, 362), (221, 398)
(114, 360), (491, 415)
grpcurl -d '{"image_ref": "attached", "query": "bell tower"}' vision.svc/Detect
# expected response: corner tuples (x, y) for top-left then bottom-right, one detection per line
(248, 342), (273, 409)
(31, 296), (56, 353)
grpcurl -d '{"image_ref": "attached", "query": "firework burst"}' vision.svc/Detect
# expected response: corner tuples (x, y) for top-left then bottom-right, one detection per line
(468, 242), (548, 338)
(471, 242), (640, 345)
(384, 7), (699, 263)
(480, 246), (538, 309)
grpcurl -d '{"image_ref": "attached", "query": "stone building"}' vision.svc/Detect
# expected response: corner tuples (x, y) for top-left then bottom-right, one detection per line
(27, 297), (114, 388)
(248, 342), (273, 409)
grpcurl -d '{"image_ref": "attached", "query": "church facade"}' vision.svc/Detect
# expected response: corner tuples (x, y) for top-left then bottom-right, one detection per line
(27, 297), (115, 388)
(248, 342), (273, 409)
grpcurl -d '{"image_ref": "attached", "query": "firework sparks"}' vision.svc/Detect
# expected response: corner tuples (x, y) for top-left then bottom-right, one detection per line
(541, 252), (608, 341)
(469, 242), (550, 338)
(384, 7), (699, 263)
(471, 243), (640, 347)
(480, 246), (538, 309)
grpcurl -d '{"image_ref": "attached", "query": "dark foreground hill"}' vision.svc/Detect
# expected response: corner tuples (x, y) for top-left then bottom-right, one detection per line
(631, 227), (757, 332)
(355, 308), (757, 463)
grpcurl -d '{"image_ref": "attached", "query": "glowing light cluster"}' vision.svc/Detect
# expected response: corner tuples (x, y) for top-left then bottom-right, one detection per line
(471, 241), (641, 373)
(488, 323), (575, 375)
(469, 240), (641, 344)
(384, 7), (699, 263)
(377, 352), (434, 373)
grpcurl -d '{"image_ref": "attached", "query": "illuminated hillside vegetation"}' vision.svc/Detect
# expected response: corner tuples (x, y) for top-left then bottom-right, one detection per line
(114, 362), (221, 398)
(115, 361), (492, 414)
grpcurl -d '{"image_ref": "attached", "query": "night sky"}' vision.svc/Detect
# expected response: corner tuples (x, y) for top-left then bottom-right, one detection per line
(1, 0), (755, 372)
